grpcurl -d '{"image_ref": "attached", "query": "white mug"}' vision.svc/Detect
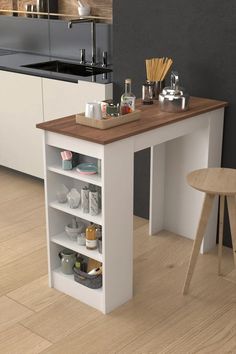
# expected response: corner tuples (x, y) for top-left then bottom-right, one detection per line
(85, 102), (102, 120)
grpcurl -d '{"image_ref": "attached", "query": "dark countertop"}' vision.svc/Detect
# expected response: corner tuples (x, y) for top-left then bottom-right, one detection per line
(0, 49), (112, 84)
(37, 97), (228, 145)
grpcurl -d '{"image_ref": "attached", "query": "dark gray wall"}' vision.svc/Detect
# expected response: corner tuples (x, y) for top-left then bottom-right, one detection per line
(113, 0), (236, 246)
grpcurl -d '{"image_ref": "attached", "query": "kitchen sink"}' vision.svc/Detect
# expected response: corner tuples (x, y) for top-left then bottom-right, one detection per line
(22, 60), (112, 77)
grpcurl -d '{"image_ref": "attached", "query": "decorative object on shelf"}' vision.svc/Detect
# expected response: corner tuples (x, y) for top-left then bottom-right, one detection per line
(106, 102), (120, 117)
(77, 232), (86, 246)
(159, 71), (190, 112)
(74, 253), (87, 271)
(86, 224), (97, 250)
(59, 249), (76, 275)
(97, 159), (101, 176)
(67, 188), (81, 208)
(121, 78), (136, 115)
(85, 102), (102, 119)
(78, 0), (91, 16)
(61, 150), (72, 160)
(75, 110), (140, 130)
(142, 82), (154, 105)
(25, 3), (32, 17)
(73, 266), (102, 289)
(100, 99), (113, 117)
(61, 150), (73, 170)
(145, 57), (173, 100)
(76, 162), (97, 175)
(65, 217), (85, 241)
(72, 152), (80, 168)
(88, 266), (102, 275)
(37, 0), (48, 18)
(95, 225), (102, 253)
(81, 186), (89, 213)
(56, 184), (69, 203)
(98, 237), (102, 254)
(89, 189), (99, 216)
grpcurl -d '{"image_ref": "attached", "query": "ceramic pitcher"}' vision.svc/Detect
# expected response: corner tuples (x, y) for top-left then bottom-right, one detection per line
(59, 249), (76, 275)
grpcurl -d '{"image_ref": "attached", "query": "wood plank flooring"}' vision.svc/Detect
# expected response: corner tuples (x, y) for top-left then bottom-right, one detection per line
(0, 165), (236, 354)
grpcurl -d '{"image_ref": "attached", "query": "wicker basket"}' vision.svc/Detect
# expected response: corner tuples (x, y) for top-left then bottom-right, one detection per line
(73, 267), (102, 289)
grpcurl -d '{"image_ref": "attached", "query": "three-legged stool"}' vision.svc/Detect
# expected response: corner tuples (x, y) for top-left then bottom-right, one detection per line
(183, 168), (236, 294)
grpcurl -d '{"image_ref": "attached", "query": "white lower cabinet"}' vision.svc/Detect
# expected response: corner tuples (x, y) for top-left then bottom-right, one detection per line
(0, 71), (44, 177)
(0, 70), (113, 177)
(42, 78), (113, 121)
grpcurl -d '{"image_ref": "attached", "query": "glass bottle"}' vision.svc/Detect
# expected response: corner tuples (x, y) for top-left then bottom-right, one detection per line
(86, 224), (97, 250)
(120, 79), (136, 115)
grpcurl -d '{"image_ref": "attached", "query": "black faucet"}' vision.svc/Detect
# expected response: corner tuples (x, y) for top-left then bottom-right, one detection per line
(68, 18), (97, 66)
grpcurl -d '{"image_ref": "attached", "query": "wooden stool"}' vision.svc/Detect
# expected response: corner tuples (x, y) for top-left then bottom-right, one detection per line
(183, 168), (236, 294)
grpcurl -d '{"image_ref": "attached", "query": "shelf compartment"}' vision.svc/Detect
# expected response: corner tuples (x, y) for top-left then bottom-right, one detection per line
(47, 165), (102, 186)
(49, 200), (102, 225)
(52, 268), (103, 312)
(51, 232), (103, 262)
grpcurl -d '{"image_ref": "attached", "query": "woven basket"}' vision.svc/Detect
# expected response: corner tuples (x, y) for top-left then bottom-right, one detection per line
(73, 267), (102, 289)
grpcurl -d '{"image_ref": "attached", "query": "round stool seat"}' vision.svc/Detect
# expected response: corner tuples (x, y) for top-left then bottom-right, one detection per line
(187, 168), (236, 196)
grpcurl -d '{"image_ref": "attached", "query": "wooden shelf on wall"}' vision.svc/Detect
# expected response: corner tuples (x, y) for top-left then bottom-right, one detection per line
(0, 9), (112, 23)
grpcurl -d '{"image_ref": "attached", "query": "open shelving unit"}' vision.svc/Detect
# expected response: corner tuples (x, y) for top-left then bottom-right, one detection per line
(44, 143), (104, 312)
(40, 126), (133, 314)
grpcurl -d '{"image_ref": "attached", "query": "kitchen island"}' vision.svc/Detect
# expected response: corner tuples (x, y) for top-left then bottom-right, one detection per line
(37, 97), (227, 314)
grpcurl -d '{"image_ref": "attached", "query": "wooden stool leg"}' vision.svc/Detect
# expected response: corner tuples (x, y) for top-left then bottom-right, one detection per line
(183, 193), (215, 294)
(218, 195), (225, 275)
(226, 195), (236, 267)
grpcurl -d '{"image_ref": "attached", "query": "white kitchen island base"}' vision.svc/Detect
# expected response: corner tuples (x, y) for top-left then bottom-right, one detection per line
(38, 97), (227, 313)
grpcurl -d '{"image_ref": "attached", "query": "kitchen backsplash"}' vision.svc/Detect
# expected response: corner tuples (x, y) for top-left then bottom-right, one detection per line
(0, 15), (112, 63)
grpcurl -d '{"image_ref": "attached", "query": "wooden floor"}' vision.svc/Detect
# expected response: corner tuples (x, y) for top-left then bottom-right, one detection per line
(0, 166), (236, 354)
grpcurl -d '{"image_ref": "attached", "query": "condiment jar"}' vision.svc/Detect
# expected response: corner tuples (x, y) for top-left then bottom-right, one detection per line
(86, 224), (97, 250)
(159, 71), (189, 112)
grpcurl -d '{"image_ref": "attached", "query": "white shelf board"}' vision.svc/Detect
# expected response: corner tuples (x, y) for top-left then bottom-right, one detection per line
(52, 268), (103, 312)
(48, 165), (102, 186)
(49, 201), (102, 225)
(51, 232), (103, 262)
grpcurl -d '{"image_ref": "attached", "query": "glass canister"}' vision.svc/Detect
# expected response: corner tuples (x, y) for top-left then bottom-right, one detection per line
(142, 83), (154, 105)
(147, 80), (165, 100)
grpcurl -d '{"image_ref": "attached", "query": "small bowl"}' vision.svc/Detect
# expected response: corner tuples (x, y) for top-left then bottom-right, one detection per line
(65, 222), (85, 241)
(78, 6), (91, 16)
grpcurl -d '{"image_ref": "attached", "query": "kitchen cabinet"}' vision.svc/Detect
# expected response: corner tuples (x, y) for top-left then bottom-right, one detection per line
(0, 70), (112, 178)
(0, 71), (44, 178)
(42, 78), (113, 121)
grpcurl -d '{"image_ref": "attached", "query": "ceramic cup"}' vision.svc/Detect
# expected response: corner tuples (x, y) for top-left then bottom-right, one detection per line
(85, 102), (102, 120)
(78, 6), (91, 16)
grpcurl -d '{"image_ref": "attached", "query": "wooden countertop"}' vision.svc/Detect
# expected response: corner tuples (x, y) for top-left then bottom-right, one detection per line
(36, 97), (228, 145)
